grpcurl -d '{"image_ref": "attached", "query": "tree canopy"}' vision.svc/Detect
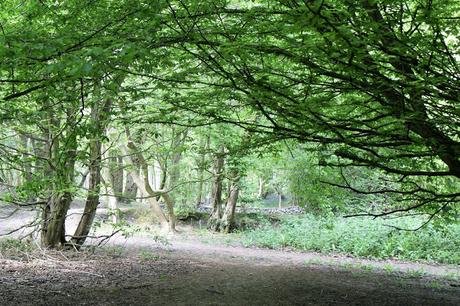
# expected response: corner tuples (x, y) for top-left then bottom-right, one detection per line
(0, 0), (459, 248)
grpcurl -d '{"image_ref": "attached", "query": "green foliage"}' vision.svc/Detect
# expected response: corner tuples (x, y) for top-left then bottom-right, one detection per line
(0, 238), (34, 257)
(138, 250), (161, 261)
(0, 0), (459, 252)
(175, 204), (208, 221)
(242, 215), (460, 264)
(233, 212), (274, 231)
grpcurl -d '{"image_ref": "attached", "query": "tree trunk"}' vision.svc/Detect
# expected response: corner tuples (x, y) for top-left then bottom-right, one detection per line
(109, 152), (124, 202)
(196, 175), (205, 206)
(195, 133), (210, 206)
(107, 152), (121, 222)
(70, 155), (101, 247)
(207, 147), (225, 231)
(41, 123), (77, 247)
(123, 172), (138, 202)
(41, 192), (73, 248)
(121, 143), (170, 231)
(164, 128), (186, 227)
(221, 173), (240, 233)
(70, 99), (111, 248)
(19, 134), (33, 184)
(162, 193), (176, 232)
(70, 139), (102, 247)
(257, 177), (267, 199)
(156, 163), (167, 202)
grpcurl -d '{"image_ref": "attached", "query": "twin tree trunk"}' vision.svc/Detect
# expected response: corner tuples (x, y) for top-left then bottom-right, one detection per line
(121, 129), (176, 233)
(40, 104), (78, 248)
(207, 148), (240, 233)
(40, 98), (111, 249)
(220, 172), (240, 233)
(207, 148), (225, 231)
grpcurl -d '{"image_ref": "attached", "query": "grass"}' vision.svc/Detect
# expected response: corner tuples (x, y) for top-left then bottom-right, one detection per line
(241, 214), (460, 264)
(0, 238), (35, 258)
(139, 250), (161, 261)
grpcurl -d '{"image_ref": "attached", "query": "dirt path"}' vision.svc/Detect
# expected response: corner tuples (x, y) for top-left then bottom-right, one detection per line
(1, 231), (459, 305)
(1, 205), (460, 305)
(115, 231), (460, 279)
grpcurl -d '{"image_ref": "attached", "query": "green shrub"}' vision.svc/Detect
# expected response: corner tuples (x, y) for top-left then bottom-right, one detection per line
(234, 212), (275, 231)
(242, 214), (460, 264)
(0, 238), (34, 257)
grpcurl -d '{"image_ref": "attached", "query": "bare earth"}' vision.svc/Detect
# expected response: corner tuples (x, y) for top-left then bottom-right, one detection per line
(1, 205), (460, 305)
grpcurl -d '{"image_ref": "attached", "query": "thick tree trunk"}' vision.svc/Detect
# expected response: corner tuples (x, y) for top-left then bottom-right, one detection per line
(163, 128), (186, 227)
(37, 99), (79, 249)
(70, 140), (101, 247)
(221, 174), (240, 233)
(155, 163), (167, 202)
(40, 131), (77, 248)
(162, 193), (176, 232)
(70, 160), (100, 247)
(207, 148), (225, 231)
(41, 193), (73, 248)
(126, 164), (170, 230)
(107, 152), (121, 222)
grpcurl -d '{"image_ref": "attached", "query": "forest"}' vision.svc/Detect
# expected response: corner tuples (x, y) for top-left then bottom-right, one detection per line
(0, 1), (459, 305)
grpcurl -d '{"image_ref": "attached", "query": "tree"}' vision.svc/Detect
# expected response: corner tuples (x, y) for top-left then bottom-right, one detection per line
(1, 0), (459, 249)
(161, 0), (460, 218)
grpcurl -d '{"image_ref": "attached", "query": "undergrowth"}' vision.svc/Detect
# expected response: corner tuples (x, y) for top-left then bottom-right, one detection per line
(241, 214), (460, 264)
(0, 238), (35, 259)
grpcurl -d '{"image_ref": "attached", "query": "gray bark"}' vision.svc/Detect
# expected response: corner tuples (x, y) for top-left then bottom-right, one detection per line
(207, 147), (225, 231)
(221, 173), (240, 233)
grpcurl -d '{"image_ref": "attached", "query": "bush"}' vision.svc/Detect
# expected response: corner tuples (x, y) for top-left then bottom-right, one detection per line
(241, 214), (460, 264)
(0, 238), (34, 258)
(234, 212), (276, 231)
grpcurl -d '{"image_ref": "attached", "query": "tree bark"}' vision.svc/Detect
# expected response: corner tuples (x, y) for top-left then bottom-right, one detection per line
(120, 142), (170, 231)
(196, 133), (211, 205)
(19, 134), (33, 184)
(109, 152), (124, 202)
(40, 103), (77, 248)
(195, 133), (210, 205)
(207, 147), (225, 231)
(162, 192), (176, 232)
(257, 177), (267, 199)
(70, 99), (111, 248)
(70, 141), (101, 248)
(221, 173), (240, 233)
(164, 128), (186, 226)
(41, 192), (73, 248)
(123, 172), (138, 202)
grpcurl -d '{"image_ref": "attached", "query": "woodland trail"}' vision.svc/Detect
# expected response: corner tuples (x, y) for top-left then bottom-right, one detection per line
(1, 205), (460, 305)
(1, 230), (460, 305)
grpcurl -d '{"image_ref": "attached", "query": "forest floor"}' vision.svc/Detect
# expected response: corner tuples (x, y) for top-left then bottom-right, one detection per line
(1, 205), (460, 305)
